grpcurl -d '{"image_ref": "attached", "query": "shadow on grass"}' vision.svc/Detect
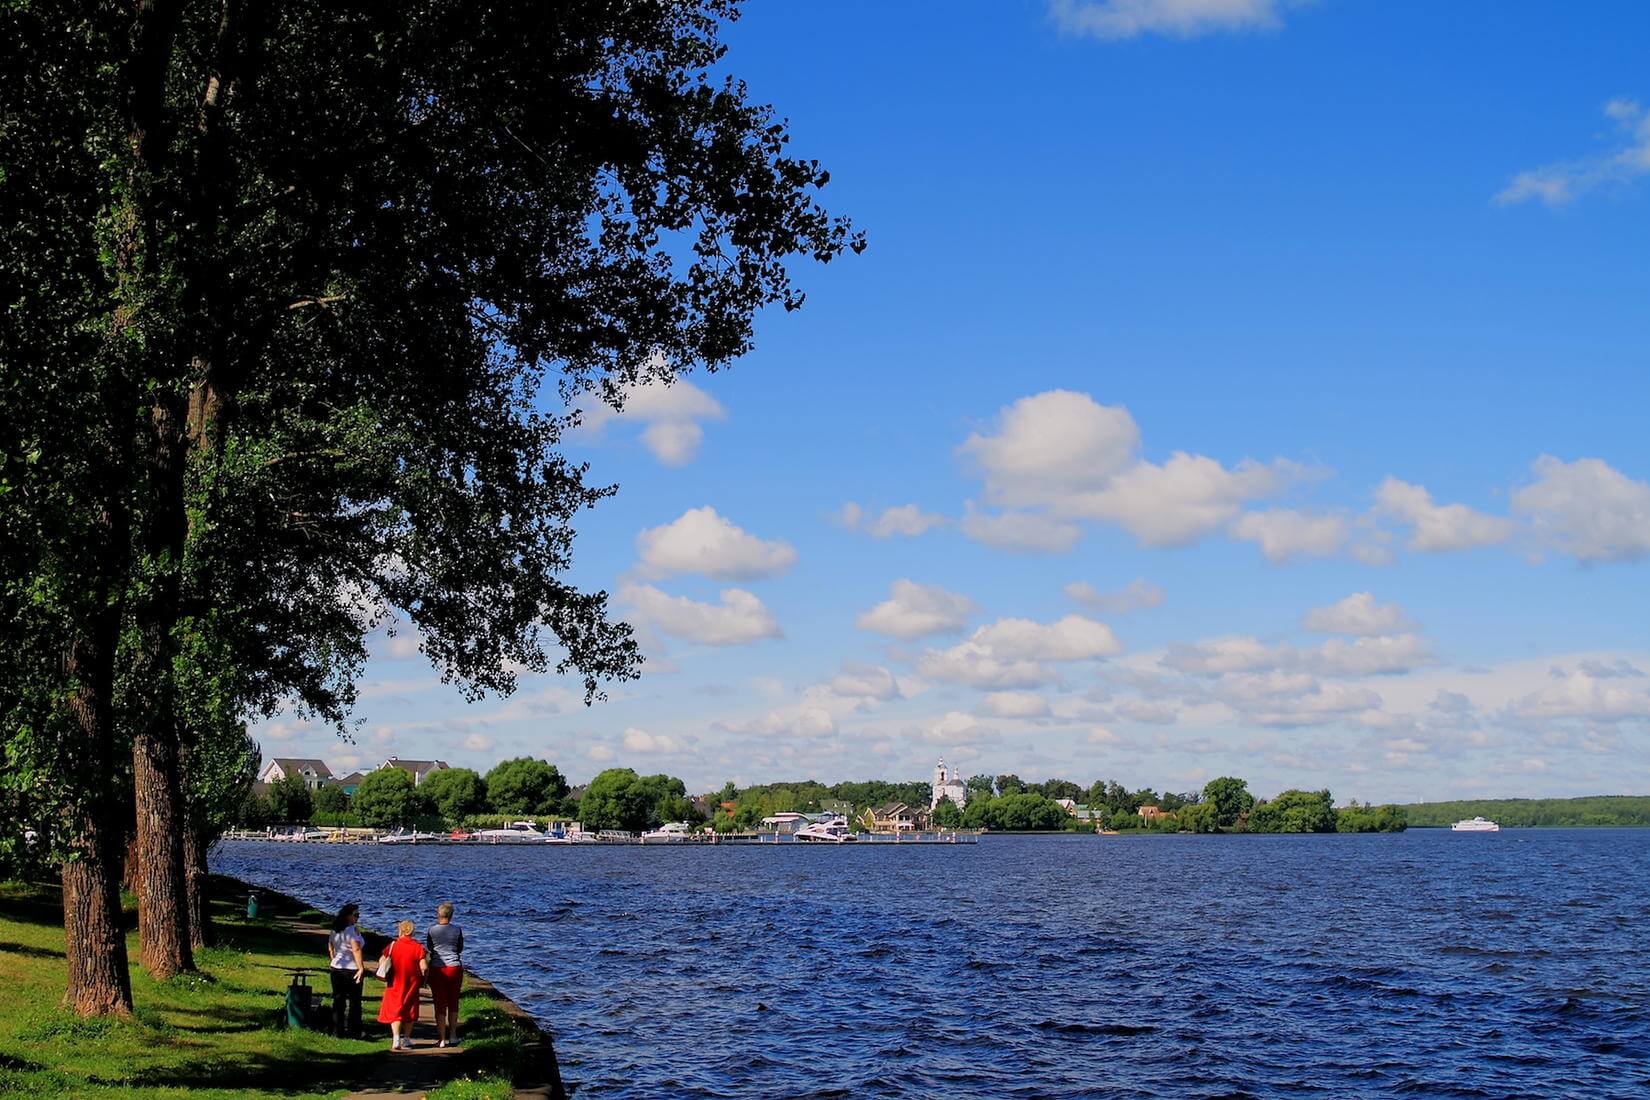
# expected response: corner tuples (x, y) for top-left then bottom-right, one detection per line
(0, 939), (63, 960)
(0, 883), (67, 928)
(91, 1047), (372, 1092)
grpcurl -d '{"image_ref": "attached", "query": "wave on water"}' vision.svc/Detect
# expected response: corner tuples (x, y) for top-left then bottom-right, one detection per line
(216, 828), (1650, 1099)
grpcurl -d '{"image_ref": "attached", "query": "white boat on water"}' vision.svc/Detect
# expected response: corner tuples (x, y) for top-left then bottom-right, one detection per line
(795, 815), (857, 844)
(377, 828), (444, 844)
(1451, 816), (1501, 832)
(639, 822), (693, 843)
(474, 821), (549, 844)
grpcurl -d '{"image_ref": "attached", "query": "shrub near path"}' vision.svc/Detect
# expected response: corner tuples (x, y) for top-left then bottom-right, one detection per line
(0, 877), (523, 1099)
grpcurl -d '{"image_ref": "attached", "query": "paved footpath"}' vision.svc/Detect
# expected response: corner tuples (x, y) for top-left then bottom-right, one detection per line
(343, 973), (564, 1100)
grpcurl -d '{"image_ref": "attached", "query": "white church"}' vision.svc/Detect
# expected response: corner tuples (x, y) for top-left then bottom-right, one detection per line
(931, 758), (968, 810)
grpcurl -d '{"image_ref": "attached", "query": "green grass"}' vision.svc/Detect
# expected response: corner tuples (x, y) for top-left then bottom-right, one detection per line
(0, 878), (520, 1099)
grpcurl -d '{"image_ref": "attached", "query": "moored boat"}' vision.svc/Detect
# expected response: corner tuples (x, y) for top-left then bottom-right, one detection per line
(474, 820), (549, 844)
(639, 821), (693, 843)
(795, 815), (857, 843)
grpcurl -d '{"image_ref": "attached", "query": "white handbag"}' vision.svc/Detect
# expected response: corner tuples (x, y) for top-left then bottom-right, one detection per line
(375, 954), (392, 980)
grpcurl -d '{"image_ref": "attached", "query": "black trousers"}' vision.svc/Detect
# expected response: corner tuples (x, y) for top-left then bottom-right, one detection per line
(330, 967), (363, 1038)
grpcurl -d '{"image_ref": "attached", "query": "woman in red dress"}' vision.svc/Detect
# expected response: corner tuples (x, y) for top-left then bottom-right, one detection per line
(376, 919), (428, 1050)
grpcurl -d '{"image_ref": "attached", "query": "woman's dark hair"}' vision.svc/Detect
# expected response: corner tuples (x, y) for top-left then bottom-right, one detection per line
(331, 904), (359, 932)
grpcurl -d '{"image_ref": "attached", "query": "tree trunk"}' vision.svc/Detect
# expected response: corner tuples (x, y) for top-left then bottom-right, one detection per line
(62, 850), (133, 1018)
(61, 628), (132, 1017)
(134, 726), (194, 977)
(183, 827), (210, 950)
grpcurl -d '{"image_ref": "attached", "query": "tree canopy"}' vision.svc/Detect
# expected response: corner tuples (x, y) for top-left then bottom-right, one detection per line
(350, 769), (428, 829)
(484, 758), (569, 817)
(0, 0), (857, 1012)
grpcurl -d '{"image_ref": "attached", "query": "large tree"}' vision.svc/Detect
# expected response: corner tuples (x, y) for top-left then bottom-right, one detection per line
(484, 758), (569, 817)
(1, 0), (856, 1013)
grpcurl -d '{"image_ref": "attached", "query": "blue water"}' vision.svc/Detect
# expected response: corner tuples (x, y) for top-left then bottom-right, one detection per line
(216, 830), (1650, 1098)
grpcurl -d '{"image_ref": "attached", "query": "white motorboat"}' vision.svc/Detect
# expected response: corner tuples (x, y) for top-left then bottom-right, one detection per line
(1450, 816), (1501, 832)
(795, 815), (857, 843)
(377, 828), (443, 844)
(474, 821), (549, 844)
(639, 822), (693, 843)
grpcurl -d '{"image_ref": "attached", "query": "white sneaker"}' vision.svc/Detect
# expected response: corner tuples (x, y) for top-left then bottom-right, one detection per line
(437, 1039), (448, 1048)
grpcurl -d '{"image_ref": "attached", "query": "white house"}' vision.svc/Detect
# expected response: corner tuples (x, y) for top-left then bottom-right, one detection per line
(377, 756), (449, 786)
(258, 758), (334, 790)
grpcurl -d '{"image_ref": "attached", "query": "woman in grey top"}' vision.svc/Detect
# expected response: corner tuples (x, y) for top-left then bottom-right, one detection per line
(425, 902), (465, 1047)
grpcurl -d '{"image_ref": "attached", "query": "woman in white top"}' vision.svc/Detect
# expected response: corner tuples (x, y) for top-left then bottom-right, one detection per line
(326, 903), (366, 1038)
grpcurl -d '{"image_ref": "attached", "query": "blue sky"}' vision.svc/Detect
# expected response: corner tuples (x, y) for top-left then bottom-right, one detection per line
(260, 0), (1650, 802)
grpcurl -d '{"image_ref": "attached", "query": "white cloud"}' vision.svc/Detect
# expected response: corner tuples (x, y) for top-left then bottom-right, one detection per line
(1215, 673), (1383, 728)
(1229, 509), (1349, 562)
(958, 391), (1312, 550)
(636, 507), (798, 580)
(577, 379), (726, 465)
(1162, 636), (1281, 676)
(916, 642), (1052, 690)
(1112, 698), (1179, 725)
(1374, 478), (1512, 552)
(1312, 634), (1434, 677)
(1067, 453), (1310, 547)
(855, 579), (976, 639)
(586, 744), (615, 762)
(980, 691), (1052, 719)
(1303, 592), (1415, 636)
(961, 390), (1139, 508)
(826, 663), (903, 702)
(1050, 0), (1287, 41)
(462, 733), (495, 753)
(972, 614), (1123, 661)
(718, 707), (838, 740)
(909, 711), (996, 747)
(1495, 98), (1650, 207)
(1087, 726), (1124, 745)
(1065, 578), (1164, 614)
(1512, 456), (1650, 563)
(577, 377), (726, 466)
(622, 727), (687, 754)
(916, 614), (1121, 690)
(838, 502), (947, 539)
(959, 505), (1083, 553)
(1163, 631), (1432, 678)
(1509, 667), (1650, 723)
(618, 584), (782, 646)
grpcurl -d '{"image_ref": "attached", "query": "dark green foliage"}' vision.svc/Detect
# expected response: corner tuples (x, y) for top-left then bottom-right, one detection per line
(350, 768), (429, 828)
(578, 768), (697, 832)
(0, 0), (857, 1009)
(960, 792), (1069, 831)
(420, 767), (489, 823)
(1398, 796), (1650, 828)
(1202, 777), (1255, 828)
(265, 776), (314, 825)
(1248, 789), (1337, 834)
(483, 758), (568, 817)
(311, 784), (350, 817)
(1334, 801), (1408, 833)
(931, 795), (963, 828)
(1037, 779), (1083, 801)
(1179, 802), (1220, 833)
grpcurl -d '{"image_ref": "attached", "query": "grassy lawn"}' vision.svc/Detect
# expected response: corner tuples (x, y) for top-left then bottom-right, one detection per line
(0, 877), (522, 1099)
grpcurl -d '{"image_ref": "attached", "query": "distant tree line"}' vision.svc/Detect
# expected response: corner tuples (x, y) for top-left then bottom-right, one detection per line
(244, 763), (1419, 837)
(244, 758), (697, 834)
(1399, 795), (1650, 829)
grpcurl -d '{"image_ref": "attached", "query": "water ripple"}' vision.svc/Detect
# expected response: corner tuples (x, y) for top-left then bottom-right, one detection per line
(216, 829), (1650, 1099)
